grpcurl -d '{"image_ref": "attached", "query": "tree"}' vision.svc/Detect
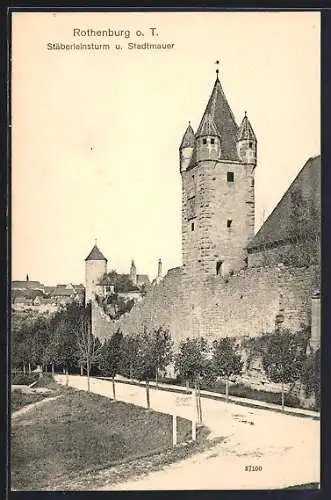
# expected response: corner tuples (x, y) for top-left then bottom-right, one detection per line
(301, 348), (320, 409)
(152, 327), (173, 388)
(261, 329), (307, 412)
(99, 329), (124, 399)
(75, 302), (102, 392)
(174, 337), (210, 424)
(129, 327), (173, 408)
(12, 319), (32, 373)
(12, 313), (52, 373)
(28, 316), (52, 372)
(101, 270), (139, 293)
(212, 337), (243, 401)
(118, 333), (140, 379)
(133, 329), (157, 409)
(49, 313), (79, 374)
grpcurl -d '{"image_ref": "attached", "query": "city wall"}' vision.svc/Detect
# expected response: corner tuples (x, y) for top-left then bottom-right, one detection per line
(92, 263), (320, 347)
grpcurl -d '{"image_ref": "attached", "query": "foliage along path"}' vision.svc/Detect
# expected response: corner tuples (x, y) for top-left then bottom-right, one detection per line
(54, 374), (319, 490)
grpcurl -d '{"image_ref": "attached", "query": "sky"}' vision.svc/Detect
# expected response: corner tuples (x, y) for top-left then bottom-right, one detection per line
(11, 11), (320, 286)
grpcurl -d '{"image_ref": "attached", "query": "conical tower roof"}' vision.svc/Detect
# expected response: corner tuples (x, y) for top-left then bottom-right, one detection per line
(200, 76), (239, 160)
(237, 113), (256, 141)
(196, 111), (219, 138)
(180, 123), (195, 149)
(188, 76), (239, 170)
(85, 244), (107, 262)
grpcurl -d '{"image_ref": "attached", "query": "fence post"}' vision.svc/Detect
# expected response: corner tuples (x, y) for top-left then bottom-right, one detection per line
(112, 376), (116, 400)
(192, 388), (197, 441)
(172, 414), (177, 447)
(192, 416), (197, 441)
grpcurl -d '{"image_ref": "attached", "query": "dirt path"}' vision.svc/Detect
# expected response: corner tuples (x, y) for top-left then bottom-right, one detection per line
(12, 395), (62, 421)
(54, 374), (320, 490)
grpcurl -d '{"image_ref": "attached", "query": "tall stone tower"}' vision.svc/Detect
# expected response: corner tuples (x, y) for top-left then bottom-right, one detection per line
(179, 70), (257, 283)
(85, 243), (107, 304)
(129, 259), (137, 286)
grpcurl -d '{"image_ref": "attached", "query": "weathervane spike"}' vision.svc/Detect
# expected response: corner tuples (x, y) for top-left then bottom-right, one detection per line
(215, 60), (220, 78)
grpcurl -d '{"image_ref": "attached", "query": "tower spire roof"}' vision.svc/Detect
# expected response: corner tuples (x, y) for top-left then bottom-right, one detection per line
(201, 77), (239, 160)
(180, 122), (195, 149)
(188, 74), (239, 169)
(237, 113), (256, 141)
(85, 244), (107, 262)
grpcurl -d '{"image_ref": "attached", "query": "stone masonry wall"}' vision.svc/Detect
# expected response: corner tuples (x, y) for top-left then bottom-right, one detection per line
(92, 263), (320, 347)
(182, 159), (255, 287)
(91, 298), (114, 342)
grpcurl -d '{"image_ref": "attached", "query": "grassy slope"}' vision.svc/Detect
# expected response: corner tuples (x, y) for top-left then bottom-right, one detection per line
(11, 392), (48, 413)
(11, 374), (63, 412)
(11, 388), (191, 490)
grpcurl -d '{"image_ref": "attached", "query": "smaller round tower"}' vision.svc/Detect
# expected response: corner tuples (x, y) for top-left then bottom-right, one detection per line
(236, 112), (257, 166)
(179, 122), (195, 173)
(195, 111), (221, 162)
(85, 242), (107, 304)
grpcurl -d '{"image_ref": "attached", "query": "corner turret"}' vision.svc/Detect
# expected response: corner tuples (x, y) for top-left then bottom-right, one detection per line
(195, 111), (221, 162)
(237, 112), (257, 165)
(179, 122), (194, 173)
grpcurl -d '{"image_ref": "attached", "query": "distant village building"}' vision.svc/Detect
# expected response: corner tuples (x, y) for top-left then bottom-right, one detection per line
(12, 280), (45, 293)
(12, 276), (85, 312)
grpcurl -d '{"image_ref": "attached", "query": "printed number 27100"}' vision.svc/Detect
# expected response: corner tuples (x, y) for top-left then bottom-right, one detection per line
(245, 465), (263, 471)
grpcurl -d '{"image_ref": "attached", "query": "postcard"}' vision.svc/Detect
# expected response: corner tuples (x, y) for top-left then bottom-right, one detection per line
(10, 10), (320, 491)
